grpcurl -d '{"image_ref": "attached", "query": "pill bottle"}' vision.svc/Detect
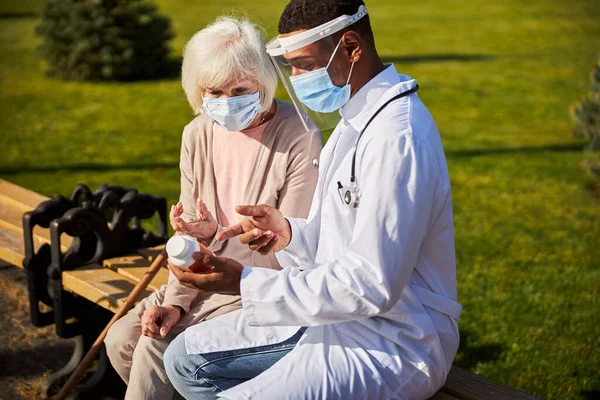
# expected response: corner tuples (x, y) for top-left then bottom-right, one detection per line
(166, 235), (202, 271)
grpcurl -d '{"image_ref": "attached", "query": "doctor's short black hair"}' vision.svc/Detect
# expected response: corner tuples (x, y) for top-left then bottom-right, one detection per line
(278, 0), (375, 45)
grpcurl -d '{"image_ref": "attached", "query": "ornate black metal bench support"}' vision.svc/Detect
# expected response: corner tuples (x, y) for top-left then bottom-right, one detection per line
(24, 183), (167, 399)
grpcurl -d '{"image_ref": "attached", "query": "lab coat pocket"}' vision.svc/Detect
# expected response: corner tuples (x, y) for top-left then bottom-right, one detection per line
(330, 181), (359, 223)
(331, 185), (351, 217)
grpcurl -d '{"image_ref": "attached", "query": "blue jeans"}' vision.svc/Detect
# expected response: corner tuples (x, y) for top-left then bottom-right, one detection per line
(164, 328), (306, 400)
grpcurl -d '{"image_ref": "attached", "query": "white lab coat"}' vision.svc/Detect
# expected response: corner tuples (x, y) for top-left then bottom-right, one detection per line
(184, 65), (461, 400)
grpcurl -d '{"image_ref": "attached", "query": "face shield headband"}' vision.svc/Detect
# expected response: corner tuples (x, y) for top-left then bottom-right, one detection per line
(265, 5), (368, 132)
(267, 5), (368, 57)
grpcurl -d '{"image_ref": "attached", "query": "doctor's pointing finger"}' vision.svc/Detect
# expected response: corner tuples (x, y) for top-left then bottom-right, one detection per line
(216, 204), (292, 254)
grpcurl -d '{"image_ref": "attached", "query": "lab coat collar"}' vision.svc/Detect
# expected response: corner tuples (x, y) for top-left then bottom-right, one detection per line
(340, 64), (418, 133)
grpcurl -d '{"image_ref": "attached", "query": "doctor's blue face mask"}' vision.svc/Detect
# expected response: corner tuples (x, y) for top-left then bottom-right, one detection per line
(202, 91), (261, 132)
(289, 38), (355, 113)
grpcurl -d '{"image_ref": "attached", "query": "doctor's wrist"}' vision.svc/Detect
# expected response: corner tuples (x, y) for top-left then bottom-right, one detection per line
(282, 218), (292, 249)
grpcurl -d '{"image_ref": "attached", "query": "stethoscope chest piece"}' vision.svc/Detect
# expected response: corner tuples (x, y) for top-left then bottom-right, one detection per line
(338, 181), (361, 208)
(344, 189), (352, 205)
(338, 85), (420, 211)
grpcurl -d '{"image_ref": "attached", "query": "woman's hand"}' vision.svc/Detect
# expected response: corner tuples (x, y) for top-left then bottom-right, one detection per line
(216, 205), (291, 254)
(170, 199), (218, 246)
(141, 305), (182, 339)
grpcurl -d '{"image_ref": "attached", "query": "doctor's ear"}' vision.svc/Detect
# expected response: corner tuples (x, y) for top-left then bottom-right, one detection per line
(342, 31), (362, 63)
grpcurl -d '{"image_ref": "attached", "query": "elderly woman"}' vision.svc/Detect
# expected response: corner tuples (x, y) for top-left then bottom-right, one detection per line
(104, 16), (322, 400)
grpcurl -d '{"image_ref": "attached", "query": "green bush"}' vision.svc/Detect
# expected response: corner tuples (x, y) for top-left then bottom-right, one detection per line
(571, 57), (600, 193)
(36, 0), (175, 81)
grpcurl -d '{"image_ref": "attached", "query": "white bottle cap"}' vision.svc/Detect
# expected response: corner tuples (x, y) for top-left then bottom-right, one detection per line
(167, 236), (189, 258)
(166, 235), (200, 269)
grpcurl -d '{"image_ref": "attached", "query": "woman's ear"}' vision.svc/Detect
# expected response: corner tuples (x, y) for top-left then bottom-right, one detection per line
(342, 31), (362, 63)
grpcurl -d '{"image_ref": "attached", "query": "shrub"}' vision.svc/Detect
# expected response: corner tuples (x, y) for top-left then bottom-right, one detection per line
(36, 0), (175, 81)
(571, 57), (600, 196)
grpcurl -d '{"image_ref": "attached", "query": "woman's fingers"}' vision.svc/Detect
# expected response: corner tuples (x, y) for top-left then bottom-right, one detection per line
(159, 308), (180, 337)
(199, 199), (213, 222)
(176, 217), (194, 234)
(172, 202), (184, 218)
(200, 200), (209, 214)
(147, 319), (161, 335)
(170, 202), (186, 231)
(141, 325), (164, 340)
(141, 307), (162, 338)
(169, 206), (179, 229)
(195, 198), (206, 221)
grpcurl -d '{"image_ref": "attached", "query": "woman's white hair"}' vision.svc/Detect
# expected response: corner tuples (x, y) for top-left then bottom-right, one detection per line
(182, 16), (278, 115)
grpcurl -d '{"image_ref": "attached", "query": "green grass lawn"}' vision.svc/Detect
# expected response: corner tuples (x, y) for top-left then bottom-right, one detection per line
(1, 0), (599, 398)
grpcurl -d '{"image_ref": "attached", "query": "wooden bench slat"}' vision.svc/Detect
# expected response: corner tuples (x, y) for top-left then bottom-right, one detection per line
(0, 209), (70, 258)
(0, 179), (50, 210)
(0, 225), (29, 267)
(441, 366), (542, 400)
(103, 255), (169, 291)
(0, 199), (46, 238)
(0, 185), (72, 255)
(429, 392), (461, 400)
(0, 222), (52, 268)
(62, 264), (152, 313)
(136, 245), (165, 262)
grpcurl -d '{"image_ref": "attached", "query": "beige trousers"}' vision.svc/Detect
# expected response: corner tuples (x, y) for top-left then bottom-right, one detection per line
(104, 286), (242, 400)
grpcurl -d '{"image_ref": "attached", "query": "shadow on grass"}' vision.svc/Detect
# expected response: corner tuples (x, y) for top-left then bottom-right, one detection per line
(381, 53), (497, 64)
(0, 143), (583, 176)
(0, 161), (179, 175)
(581, 390), (600, 400)
(44, 57), (182, 83)
(446, 143), (583, 158)
(0, 11), (38, 19)
(454, 329), (505, 370)
(0, 341), (74, 379)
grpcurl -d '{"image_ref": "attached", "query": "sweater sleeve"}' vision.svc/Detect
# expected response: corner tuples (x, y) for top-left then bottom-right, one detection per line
(163, 124), (202, 312)
(277, 129), (322, 218)
(274, 128), (322, 268)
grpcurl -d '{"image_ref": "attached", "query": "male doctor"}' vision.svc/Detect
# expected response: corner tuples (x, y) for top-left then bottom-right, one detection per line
(164, 0), (462, 399)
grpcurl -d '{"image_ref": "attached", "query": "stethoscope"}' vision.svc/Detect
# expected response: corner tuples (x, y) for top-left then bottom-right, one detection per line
(337, 85), (420, 208)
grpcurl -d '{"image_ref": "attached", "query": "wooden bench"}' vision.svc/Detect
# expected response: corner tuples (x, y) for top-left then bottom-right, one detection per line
(0, 179), (541, 400)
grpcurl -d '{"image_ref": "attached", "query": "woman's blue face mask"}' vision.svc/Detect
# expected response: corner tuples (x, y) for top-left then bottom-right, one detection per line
(202, 92), (261, 132)
(289, 38), (355, 113)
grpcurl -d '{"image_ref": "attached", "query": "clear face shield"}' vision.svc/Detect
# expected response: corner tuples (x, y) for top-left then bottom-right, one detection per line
(266, 6), (368, 135)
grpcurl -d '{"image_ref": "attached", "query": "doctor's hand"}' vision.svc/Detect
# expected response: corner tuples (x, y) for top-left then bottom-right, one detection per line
(168, 253), (244, 294)
(170, 199), (218, 246)
(216, 205), (291, 254)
